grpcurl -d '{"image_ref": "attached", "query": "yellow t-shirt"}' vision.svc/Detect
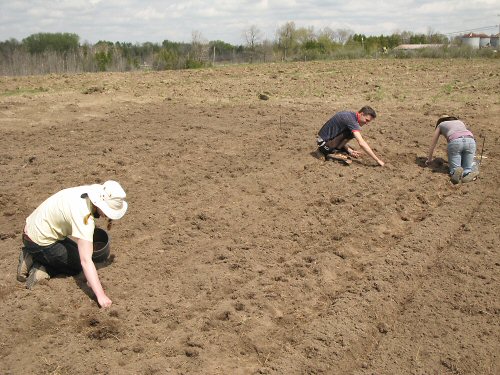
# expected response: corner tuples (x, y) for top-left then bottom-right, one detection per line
(25, 186), (95, 246)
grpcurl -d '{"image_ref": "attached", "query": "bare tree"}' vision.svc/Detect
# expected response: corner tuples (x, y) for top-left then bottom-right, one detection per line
(243, 25), (262, 50)
(243, 25), (262, 62)
(333, 28), (354, 45)
(276, 21), (297, 60)
(318, 27), (335, 41)
(316, 27), (339, 53)
(426, 27), (448, 44)
(190, 30), (208, 63)
(260, 39), (274, 63)
(295, 26), (315, 45)
(400, 30), (413, 44)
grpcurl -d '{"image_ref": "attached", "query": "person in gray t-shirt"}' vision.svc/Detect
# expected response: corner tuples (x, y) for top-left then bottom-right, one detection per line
(426, 116), (478, 184)
(316, 106), (384, 166)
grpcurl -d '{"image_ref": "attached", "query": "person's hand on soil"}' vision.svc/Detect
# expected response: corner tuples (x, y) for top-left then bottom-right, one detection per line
(349, 150), (362, 158)
(98, 295), (112, 308)
(377, 159), (385, 167)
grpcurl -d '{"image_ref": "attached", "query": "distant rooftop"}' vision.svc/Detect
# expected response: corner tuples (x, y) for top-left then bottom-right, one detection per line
(462, 33), (496, 38)
(394, 44), (444, 50)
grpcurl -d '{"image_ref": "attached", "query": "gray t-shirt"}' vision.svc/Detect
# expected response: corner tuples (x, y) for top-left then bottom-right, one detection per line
(438, 120), (473, 142)
(318, 111), (361, 141)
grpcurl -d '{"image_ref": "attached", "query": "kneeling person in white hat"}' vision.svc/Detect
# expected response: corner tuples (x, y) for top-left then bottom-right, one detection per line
(17, 180), (128, 308)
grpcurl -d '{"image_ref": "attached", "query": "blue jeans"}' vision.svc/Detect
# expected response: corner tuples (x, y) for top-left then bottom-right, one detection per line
(23, 236), (82, 276)
(447, 137), (476, 175)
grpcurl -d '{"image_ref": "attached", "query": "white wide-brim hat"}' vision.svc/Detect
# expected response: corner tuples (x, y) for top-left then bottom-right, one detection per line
(87, 180), (128, 220)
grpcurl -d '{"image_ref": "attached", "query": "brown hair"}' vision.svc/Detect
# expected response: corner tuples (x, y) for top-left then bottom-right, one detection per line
(436, 116), (458, 128)
(359, 106), (376, 118)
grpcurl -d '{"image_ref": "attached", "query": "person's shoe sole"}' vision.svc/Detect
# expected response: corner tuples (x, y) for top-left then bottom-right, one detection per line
(326, 153), (352, 165)
(17, 249), (33, 282)
(26, 263), (50, 289)
(450, 167), (463, 184)
(462, 170), (479, 183)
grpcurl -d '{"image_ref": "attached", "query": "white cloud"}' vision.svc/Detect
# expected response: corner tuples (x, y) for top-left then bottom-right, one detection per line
(0, 0), (498, 45)
(136, 6), (166, 20)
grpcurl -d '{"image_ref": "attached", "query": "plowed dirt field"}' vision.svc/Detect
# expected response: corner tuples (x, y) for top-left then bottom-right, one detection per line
(1, 58), (499, 374)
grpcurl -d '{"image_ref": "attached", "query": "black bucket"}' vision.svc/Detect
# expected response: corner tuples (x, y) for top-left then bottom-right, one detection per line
(92, 227), (110, 263)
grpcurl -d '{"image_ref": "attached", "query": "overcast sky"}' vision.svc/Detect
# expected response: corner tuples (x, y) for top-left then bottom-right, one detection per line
(1, 0), (498, 45)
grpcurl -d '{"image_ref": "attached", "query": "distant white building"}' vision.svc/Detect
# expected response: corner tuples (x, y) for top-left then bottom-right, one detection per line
(490, 35), (499, 48)
(394, 44), (444, 50)
(461, 33), (497, 48)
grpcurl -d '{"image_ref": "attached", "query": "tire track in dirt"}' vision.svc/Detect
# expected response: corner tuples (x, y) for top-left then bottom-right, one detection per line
(330, 180), (499, 373)
(364, 184), (500, 375)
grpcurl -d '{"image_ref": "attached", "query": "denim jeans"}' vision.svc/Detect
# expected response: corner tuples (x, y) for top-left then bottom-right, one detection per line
(23, 236), (82, 276)
(447, 137), (476, 175)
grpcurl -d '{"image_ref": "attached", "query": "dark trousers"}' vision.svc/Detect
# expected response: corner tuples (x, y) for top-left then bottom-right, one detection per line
(317, 129), (354, 155)
(23, 236), (82, 276)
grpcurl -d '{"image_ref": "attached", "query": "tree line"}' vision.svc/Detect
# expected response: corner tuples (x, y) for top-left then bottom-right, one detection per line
(0, 24), (494, 76)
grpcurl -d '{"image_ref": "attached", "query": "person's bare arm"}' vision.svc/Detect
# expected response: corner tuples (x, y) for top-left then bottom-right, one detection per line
(353, 131), (384, 166)
(77, 238), (112, 308)
(426, 127), (441, 165)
